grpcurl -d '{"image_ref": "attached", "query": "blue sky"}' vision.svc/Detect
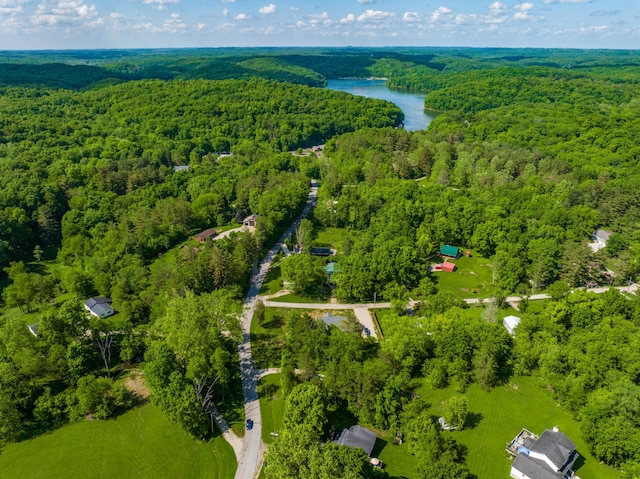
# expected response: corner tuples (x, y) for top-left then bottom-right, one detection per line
(0, 0), (637, 50)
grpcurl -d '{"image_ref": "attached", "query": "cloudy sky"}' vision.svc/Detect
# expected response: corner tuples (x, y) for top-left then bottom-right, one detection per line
(0, 0), (637, 50)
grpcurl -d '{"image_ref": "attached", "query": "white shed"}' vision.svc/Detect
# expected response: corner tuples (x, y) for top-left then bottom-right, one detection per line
(503, 315), (521, 336)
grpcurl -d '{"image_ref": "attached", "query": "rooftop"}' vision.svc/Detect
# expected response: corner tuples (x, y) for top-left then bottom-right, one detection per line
(334, 425), (377, 457)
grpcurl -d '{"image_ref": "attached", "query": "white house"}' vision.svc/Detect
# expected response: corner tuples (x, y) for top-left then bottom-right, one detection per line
(84, 297), (115, 319)
(503, 315), (521, 336)
(509, 428), (578, 479)
(590, 229), (613, 252)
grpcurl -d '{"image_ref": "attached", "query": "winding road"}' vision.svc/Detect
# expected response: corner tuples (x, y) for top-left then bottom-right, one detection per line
(233, 182), (318, 479)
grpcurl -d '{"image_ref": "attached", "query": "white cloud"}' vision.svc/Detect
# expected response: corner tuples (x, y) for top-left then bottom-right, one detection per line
(580, 24), (608, 32)
(31, 1), (99, 27)
(543, 0), (593, 3)
(235, 13), (251, 20)
(358, 0), (375, 3)
(259, 3), (276, 15)
(357, 9), (395, 23)
(142, 0), (180, 9)
(514, 2), (538, 20)
(163, 11), (186, 32)
(222, 8), (228, 17)
(489, 2), (507, 14)
(430, 6), (452, 22)
(308, 11), (331, 26)
(340, 13), (355, 24)
(402, 12), (420, 23)
(516, 2), (534, 11)
(288, 6), (299, 11)
(0, 0), (28, 15)
(220, 0), (235, 3)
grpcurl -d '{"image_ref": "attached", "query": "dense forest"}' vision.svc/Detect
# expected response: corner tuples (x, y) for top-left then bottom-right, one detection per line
(0, 72), (401, 446)
(1, 47), (640, 478)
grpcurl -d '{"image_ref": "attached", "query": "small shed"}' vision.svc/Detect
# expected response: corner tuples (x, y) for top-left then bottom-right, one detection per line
(243, 214), (258, 227)
(440, 245), (461, 259)
(194, 228), (217, 243)
(503, 315), (521, 336)
(442, 261), (457, 273)
(334, 425), (378, 457)
(310, 247), (332, 256)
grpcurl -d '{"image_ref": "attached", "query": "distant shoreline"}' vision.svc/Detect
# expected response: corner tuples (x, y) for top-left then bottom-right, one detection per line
(335, 77), (388, 81)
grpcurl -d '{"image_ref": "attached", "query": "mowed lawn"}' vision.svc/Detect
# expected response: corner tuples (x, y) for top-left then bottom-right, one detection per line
(0, 404), (236, 479)
(420, 376), (618, 479)
(258, 373), (286, 444)
(431, 252), (497, 299)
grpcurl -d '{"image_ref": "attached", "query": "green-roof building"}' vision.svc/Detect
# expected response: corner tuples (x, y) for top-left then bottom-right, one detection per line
(440, 245), (461, 259)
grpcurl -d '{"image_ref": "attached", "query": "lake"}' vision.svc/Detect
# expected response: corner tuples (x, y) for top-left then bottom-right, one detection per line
(326, 79), (436, 131)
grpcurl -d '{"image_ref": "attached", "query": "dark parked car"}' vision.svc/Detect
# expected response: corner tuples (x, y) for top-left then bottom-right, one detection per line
(246, 419), (254, 430)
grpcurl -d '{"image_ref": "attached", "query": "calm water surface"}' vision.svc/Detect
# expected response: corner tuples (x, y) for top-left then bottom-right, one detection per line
(326, 79), (436, 131)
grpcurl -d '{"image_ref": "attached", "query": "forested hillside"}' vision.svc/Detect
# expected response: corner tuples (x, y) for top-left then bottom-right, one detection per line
(0, 75), (401, 445)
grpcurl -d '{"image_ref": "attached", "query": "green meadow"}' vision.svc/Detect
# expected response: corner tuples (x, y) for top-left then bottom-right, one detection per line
(0, 404), (236, 479)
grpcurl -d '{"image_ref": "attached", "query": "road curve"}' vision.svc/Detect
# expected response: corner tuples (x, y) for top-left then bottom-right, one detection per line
(234, 183), (318, 479)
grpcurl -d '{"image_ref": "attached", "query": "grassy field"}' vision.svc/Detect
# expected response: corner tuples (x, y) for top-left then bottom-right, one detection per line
(376, 434), (418, 479)
(419, 376), (618, 479)
(312, 227), (348, 253)
(0, 404), (236, 479)
(250, 308), (293, 369)
(431, 251), (497, 299)
(258, 373), (286, 444)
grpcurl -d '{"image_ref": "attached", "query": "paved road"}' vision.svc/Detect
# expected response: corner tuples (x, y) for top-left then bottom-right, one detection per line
(234, 183), (318, 479)
(264, 284), (637, 312)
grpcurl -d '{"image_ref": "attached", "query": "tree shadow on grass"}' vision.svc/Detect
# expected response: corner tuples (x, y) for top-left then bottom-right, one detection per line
(263, 315), (285, 330)
(465, 411), (483, 430)
(371, 437), (389, 458)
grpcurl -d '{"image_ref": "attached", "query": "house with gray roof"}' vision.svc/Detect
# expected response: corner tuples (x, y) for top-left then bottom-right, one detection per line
(84, 297), (115, 319)
(509, 427), (578, 479)
(334, 425), (378, 457)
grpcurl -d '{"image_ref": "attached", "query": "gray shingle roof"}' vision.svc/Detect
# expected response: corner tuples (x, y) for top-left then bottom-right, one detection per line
(334, 425), (377, 457)
(513, 454), (561, 479)
(84, 296), (112, 309)
(531, 430), (576, 470)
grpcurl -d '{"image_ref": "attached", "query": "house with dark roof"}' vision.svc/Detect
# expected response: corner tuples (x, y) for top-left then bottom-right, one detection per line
(334, 425), (378, 457)
(509, 427), (578, 479)
(84, 297), (115, 319)
(310, 247), (332, 256)
(440, 245), (461, 259)
(194, 228), (217, 243)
